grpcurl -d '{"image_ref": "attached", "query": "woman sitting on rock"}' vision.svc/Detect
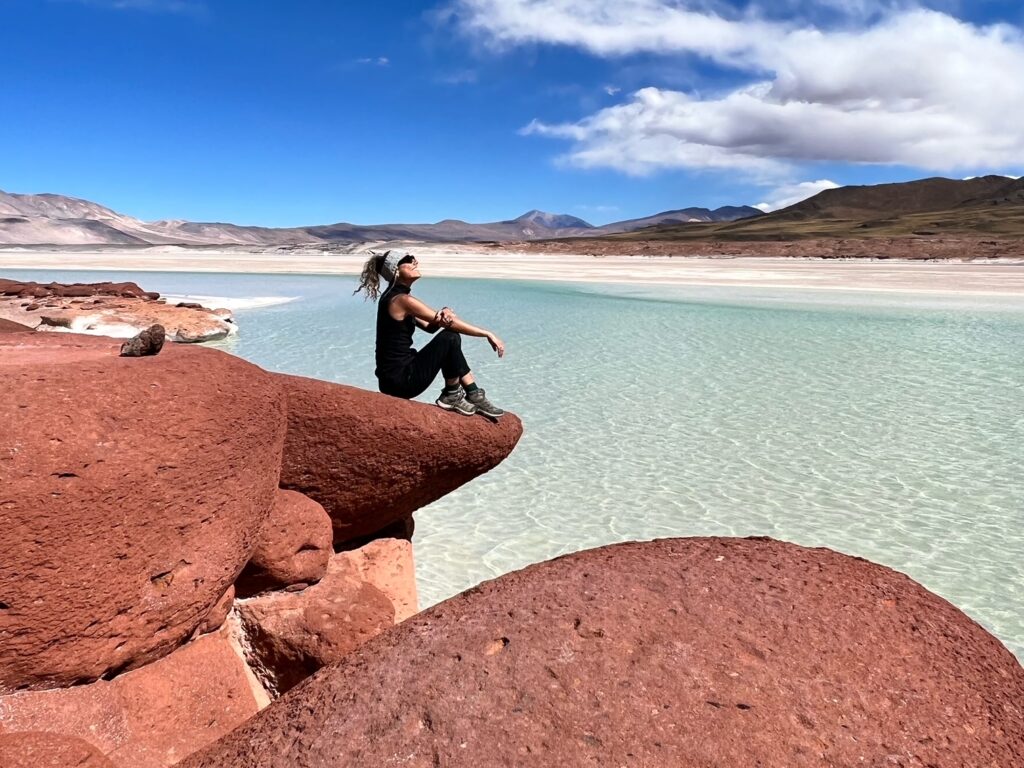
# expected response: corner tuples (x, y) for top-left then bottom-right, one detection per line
(354, 250), (505, 419)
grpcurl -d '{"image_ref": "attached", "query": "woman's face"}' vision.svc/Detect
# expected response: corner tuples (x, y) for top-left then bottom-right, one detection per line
(397, 256), (421, 283)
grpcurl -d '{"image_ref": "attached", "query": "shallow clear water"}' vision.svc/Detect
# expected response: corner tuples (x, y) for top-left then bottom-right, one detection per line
(9, 269), (1023, 660)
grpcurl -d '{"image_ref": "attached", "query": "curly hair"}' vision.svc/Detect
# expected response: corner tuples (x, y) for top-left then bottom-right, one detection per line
(353, 252), (386, 301)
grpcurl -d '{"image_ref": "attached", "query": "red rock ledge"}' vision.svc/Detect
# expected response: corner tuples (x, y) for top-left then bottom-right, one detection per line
(276, 372), (524, 545)
(183, 537), (1024, 768)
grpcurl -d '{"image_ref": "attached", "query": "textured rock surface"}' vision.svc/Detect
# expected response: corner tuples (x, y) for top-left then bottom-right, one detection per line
(0, 333), (287, 690)
(235, 552), (395, 694)
(0, 626), (263, 768)
(275, 373), (523, 543)
(184, 537), (1024, 768)
(0, 732), (114, 767)
(197, 586), (236, 636)
(340, 537), (418, 623)
(0, 278), (235, 342)
(236, 489), (332, 597)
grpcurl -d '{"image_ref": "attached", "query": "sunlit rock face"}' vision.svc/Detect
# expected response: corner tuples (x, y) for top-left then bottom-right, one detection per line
(0, 333), (287, 691)
(183, 537), (1024, 768)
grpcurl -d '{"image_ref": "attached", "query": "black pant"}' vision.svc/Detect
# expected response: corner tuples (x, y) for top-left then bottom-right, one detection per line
(379, 330), (471, 399)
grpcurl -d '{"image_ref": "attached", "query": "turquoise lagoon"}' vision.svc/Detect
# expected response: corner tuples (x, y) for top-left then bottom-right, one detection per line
(9, 269), (1023, 659)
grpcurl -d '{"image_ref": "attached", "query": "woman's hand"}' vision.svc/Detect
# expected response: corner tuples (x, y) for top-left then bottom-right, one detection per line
(487, 332), (505, 358)
(434, 307), (456, 327)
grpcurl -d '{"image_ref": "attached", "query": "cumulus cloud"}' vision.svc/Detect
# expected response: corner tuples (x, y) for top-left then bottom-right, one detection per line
(755, 180), (840, 212)
(453, 1), (1024, 177)
(450, 0), (780, 61)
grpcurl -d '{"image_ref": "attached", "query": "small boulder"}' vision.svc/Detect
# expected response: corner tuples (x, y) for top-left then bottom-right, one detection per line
(119, 324), (166, 357)
(341, 538), (418, 623)
(235, 489), (333, 597)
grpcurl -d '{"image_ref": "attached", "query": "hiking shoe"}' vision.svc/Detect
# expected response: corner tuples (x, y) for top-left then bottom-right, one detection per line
(436, 386), (476, 416)
(466, 388), (504, 420)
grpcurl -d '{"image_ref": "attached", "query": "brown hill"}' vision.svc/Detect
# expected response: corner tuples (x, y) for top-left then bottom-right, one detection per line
(610, 176), (1024, 241)
(769, 176), (1012, 221)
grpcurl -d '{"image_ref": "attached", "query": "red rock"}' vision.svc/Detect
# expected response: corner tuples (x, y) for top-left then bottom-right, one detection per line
(0, 318), (32, 333)
(0, 279), (235, 343)
(340, 538), (418, 622)
(0, 732), (114, 767)
(0, 626), (265, 768)
(0, 333), (287, 691)
(119, 323), (166, 357)
(0, 279), (157, 300)
(236, 489), (332, 597)
(275, 373), (523, 544)
(235, 552), (395, 694)
(197, 585), (235, 636)
(183, 538), (1024, 768)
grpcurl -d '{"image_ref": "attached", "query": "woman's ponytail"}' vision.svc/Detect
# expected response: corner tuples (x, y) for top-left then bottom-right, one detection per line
(353, 253), (386, 301)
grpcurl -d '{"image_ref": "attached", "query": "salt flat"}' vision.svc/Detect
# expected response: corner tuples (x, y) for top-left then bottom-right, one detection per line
(1, 246), (1023, 296)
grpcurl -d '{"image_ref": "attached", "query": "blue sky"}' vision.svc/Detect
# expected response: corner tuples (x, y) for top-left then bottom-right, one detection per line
(3, 0), (1023, 226)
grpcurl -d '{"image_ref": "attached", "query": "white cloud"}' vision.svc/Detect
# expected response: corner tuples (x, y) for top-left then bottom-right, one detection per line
(755, 180), (840, 212)
(604, 85), (621, 96)
(454, 1), (1024, 177)
(451, 0), (780, 61)
(357, 57), (390, 66)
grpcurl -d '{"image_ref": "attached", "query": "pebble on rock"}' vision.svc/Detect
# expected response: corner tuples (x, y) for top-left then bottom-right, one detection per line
(120, 324), (167, 357)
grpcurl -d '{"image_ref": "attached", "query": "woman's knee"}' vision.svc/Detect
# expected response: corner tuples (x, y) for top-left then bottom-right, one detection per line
(440, 329), (461, 346)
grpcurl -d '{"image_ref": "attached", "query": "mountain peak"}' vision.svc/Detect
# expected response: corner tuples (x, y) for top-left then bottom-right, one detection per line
(513, 210), (593, 229)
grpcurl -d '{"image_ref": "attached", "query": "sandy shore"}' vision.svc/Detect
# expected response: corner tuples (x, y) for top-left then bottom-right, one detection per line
(1, 245), (1023, 296)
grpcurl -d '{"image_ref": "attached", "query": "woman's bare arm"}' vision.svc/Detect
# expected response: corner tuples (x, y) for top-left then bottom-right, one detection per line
(395, 295), (505, 358)
(413, 317), (441, 334)
(447, 316), (505, 358)
(393, 295), (449, 326)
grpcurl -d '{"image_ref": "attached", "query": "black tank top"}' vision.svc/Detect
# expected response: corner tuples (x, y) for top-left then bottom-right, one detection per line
(375, 282), (416, 381)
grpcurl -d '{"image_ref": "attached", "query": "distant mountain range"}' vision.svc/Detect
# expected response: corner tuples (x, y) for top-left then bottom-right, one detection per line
(610, 176), (1024, 241)
(7, 176), (1018, 247)
(0, 191), (761, 246)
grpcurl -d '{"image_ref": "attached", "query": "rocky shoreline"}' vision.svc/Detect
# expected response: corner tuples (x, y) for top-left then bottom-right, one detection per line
(1, 317), (1022, 766)
(0, 278), (237, 343)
